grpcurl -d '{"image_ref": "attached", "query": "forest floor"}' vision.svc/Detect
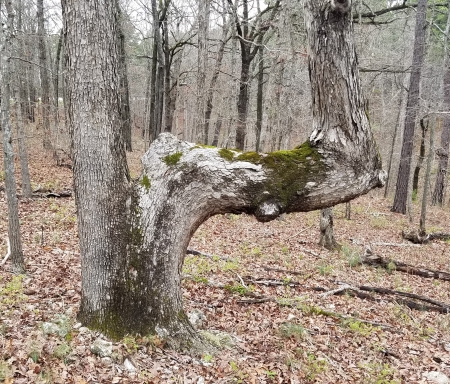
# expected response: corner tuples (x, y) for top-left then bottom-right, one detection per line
(1, 133), (450, 383)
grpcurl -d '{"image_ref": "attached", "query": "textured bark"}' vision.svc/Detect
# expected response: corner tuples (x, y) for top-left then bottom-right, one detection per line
(319, 208), (339, 250)
(412, 119), (428, 199)
(117, 3), (132, 152)
(37, 0), (52, 150)
(196, 0), (210, 143)
(64, 0), (384, 352)
(255, 46), (264, 152)
(392, 0), (428, 213)
(15, 97), (32, 198)
(432, 66), (450, 205)
(53, 29), (63, 124)
(420, 117), (434, 232)
(1, 0), (25, 273)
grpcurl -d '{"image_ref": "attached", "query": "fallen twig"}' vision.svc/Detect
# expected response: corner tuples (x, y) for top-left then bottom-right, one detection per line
(1, 237), (11, 266)
(261, 265), (305, 276)
(243, 276), (301, 287)
(186, 249), (232, 262)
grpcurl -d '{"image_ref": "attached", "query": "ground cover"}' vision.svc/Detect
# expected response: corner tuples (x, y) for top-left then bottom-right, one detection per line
(1, 135), (450, 383)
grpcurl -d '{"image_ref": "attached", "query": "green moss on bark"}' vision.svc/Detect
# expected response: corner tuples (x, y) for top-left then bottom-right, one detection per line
(163, 152), (183, 166)
(232, 142), (326, 208)
(140, 175), (151, 192)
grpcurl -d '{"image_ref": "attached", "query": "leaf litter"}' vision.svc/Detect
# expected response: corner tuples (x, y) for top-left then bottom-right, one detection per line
(0, 142), (450, 383)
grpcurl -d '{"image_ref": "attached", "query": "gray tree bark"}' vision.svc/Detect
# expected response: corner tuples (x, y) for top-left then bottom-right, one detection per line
(116, 1), (132, 152)
(319, 208), (339, 250)
(1, 0), (25, 273)
(14, 95), (32, 198)
(432, 66), (450, 205)
(420, 117), (435, 232)
(392, 0), (428, 213)
(37, 0), (52, 150)
(204, 4), (229, 145)
(63, 0), (385, 352)
(196, 0), (210, 143)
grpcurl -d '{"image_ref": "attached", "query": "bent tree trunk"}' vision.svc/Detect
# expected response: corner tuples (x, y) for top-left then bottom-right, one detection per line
(63, 0), (385, 352)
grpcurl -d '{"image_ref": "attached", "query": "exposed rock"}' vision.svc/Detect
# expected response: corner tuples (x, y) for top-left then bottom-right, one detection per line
(90, 338), (113, 357)
(423, 371), (450, 384)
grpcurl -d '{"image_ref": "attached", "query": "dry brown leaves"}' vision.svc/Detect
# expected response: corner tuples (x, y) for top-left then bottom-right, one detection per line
(1, 135), (450, 383)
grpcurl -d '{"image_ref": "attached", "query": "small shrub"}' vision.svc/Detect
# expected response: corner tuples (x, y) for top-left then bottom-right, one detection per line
(341, 245), (361, 267)
(304, 352), (327, 381)
(279, 323), (307, 340)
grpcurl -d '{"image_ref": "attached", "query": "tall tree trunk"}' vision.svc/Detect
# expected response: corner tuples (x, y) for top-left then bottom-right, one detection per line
(392, 0), (428, 213)
(203, 7), (229, 145)
(255, 45), (264, 152)
(412, 118), (428, 200)
(63, 0), (385, 352)
(384, 88), (406, 198)
(116, 2), (132, 152)
(52, 29), (63, 125)
(228, 0), (280, 150)
(15, 95), (32, 198)
(1, 0), (25, 273)
(164, 47), (182, 134)
(37, 0), (52, 149)
(432, 66), (450, 205)
(420, 117), (435, 232)
(15, 0), (32, 198)
(196, 0), (210, 143)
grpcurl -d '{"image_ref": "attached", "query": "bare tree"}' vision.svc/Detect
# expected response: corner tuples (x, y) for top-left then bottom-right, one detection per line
(37, 0), (52, 149)
(227, 0), (280, 150)
(1, 0), (25, 273)
(392, 0), (428, 214)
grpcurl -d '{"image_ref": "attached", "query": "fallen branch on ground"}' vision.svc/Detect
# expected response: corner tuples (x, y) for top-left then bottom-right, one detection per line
(361, 250), (450, 282)
(402, 229), (450, 244)
(186, 249), (232, 262)
(319, 281), (450, 314)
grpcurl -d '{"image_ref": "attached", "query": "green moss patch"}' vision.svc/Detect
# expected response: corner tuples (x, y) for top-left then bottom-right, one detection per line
(140, 175), (151, 192)
(218, 148), (235, 161)
(163, 152), (183, 166)
(233, 142), (326, 207)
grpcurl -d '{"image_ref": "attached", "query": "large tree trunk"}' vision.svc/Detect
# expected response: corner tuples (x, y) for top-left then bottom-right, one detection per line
(392, 0), (428, 213)
(116, 2), (132, 152)
(1, 0), (25, 274)
(63, 0), (385, 352)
